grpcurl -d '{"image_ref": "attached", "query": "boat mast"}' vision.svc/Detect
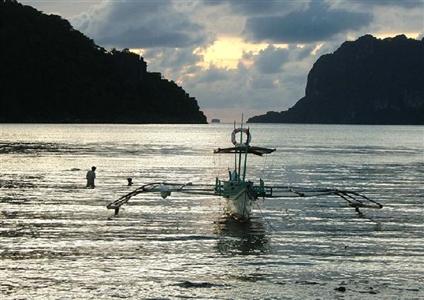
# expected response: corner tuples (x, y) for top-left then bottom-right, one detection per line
(238, 117), (243, 181)
(242, 128), (248, 182)
(233, 121), (237, 177)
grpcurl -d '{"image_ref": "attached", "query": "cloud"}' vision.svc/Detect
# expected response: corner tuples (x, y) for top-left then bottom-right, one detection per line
(202, 0), (305, 16)
(143, 47), (202, 72)
(181, 58), (310, 113)
(72, 0), (206, 48)
(226, 0), (304, 16)
(140, 37), (325, 118)
(353, 0), (424, 8)
(193, 66), (230, 84)
(291, 44), (316, 60)
(249, 75), (279, 90)
(253, 45), (289, 74)
(244, 1), (372, 43)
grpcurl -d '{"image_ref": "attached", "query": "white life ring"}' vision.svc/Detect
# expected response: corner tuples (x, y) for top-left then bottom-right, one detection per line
(231, 128), (251, 146)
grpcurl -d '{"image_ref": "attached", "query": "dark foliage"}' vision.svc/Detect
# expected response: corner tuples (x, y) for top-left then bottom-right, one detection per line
(0, 0), (207, 123)
(248, 34), (424, 124)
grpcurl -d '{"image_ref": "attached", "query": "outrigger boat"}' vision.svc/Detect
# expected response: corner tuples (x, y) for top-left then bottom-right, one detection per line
(107, 124), (382, 221)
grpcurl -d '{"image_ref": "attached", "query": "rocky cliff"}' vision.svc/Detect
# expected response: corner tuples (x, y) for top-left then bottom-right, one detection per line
(0, 0), (207, 123)
(248, 34), (424, 124)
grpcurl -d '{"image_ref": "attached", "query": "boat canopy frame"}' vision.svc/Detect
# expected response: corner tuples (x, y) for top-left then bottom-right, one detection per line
(214, 145), (276, 156)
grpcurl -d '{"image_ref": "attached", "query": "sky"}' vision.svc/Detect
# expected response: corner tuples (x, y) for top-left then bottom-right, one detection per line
(21, 0), (424, 122)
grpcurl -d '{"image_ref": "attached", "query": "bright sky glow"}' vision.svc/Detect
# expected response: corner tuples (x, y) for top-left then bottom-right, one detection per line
(372, 32), (422, 39)
(196, 37), (269, 69)
(129, 48), (144, 56)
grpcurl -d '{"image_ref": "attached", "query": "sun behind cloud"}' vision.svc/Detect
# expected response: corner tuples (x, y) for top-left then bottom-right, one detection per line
(196, 37), (270, 69)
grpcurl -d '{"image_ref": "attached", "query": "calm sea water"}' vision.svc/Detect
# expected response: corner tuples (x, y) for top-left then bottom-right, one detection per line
(0, 124), (423, 299)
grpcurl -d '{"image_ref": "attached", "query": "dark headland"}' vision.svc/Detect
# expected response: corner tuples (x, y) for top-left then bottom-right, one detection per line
(248, 34), (424, 125)
(0, 0), (207, 123)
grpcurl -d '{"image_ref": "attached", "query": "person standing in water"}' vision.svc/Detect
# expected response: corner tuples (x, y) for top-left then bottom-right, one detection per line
(86, 166), (96, 188)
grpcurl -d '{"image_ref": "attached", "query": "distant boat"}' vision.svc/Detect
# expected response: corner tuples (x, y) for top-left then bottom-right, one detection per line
(211, 118), (220, 123)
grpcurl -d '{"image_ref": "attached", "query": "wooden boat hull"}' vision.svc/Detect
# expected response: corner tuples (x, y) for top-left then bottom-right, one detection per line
(224, 187), (254, 221)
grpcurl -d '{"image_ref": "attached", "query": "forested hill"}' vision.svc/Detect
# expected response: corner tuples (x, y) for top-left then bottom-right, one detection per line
(248, 34), (424, 125)
(0, 0), (207, 123)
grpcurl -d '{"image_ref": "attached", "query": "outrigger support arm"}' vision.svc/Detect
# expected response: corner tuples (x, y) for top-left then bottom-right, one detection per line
(258, 185), (383, 210)
(107, 182), (217, 215)
(107, 182), (382, 216)
(334, 190), (383, 209)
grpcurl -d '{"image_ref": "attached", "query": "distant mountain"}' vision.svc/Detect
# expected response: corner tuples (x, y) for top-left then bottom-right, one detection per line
(248, 34), (424, 124)
(0, 0), (207, 123)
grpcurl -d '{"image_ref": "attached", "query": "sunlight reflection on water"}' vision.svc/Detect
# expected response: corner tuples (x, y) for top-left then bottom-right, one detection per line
(0, 124), (423, 299)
